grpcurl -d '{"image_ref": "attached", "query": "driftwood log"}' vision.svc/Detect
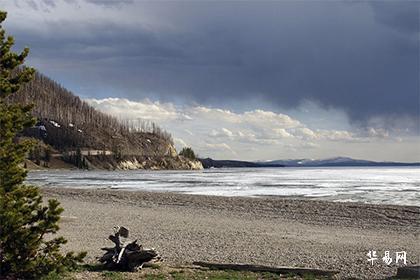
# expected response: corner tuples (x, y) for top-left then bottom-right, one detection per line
(193, 261), (339, 277)
(99, 226), (160, 271)
(396, 266), (420, 278)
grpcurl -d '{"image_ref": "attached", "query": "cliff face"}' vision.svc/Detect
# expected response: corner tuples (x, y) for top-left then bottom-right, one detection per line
(118, 156), (203, 170)
(83, 154), (203, 170)
(9, 71), (202, 170)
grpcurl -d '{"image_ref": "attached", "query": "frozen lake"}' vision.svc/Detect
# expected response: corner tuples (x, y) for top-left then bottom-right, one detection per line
(27, 167), (420, 207)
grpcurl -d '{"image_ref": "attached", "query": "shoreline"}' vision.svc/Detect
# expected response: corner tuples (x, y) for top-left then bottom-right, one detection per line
(42, 187), (419, 279)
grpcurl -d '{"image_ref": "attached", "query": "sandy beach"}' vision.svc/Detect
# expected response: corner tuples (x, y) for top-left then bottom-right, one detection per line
(43, 187), (420, 279)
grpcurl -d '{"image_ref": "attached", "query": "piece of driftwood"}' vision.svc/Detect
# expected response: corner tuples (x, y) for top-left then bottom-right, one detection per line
(396, 266), (420, 278)
(193, 261), (339, 277)
(99, 226), (160, 271)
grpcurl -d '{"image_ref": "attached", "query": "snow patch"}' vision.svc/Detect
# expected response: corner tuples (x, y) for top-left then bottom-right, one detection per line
(49, 120), (61, 128)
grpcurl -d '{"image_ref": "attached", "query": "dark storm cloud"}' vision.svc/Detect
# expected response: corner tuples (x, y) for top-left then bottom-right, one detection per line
(371, 1), (419, 34)
(15, 0), (56, 10)
(6, 1), (420, 127)
(84, 0), (134, 7)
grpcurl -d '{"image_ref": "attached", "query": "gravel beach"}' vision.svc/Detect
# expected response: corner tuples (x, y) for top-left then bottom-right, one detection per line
(43, 188), (420, 279)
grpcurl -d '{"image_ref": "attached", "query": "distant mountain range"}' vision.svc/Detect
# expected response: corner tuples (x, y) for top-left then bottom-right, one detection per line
(262, 157), (420, 167)
(200, 156), (420, 168)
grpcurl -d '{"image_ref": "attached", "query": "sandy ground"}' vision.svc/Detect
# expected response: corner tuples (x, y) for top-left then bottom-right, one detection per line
(42, 187), (420, 279)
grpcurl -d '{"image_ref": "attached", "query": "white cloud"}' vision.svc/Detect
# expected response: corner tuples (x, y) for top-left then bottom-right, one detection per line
(184, 129), (194, 136)
(205, 143), (237, 156)
(272, 128), (293, 138)
(210, 128), (235, 139)
(85, 98), (179, 121)
(291, 127), (317, 140)
(174, 137), (188, 149)
(316, 129), (354, 142)
(85, 97), (408, 161)
(221, 128), (234, 138)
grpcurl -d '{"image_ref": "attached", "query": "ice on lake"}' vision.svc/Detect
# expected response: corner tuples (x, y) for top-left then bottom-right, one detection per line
(27, 167), (420, 207)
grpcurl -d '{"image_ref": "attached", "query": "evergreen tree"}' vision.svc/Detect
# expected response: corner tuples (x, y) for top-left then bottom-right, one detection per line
(0, 11), (85, 279)
(179, 147), (196, 160)
(44, 146), (52, 163)
(32, 144), (41, 165)
(75, 147), (82, 168)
